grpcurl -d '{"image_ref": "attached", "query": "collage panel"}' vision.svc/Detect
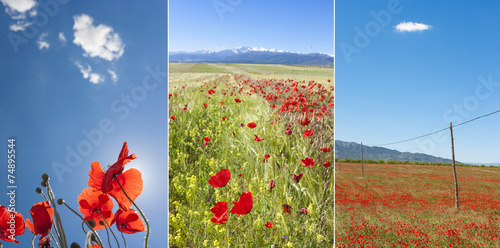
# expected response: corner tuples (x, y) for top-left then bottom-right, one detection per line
(0, 1), (167, 247)
(168, 1), (334, 247)
(336, 1), (500, 247)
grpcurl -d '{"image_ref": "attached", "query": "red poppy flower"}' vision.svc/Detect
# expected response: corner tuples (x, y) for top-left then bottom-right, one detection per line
(0, 205), (25, 244)
(210, 202), (228, 224)
(238, 173), (242, 177)
(26, 201), (53, 239)
(285, 128), (292, 135)
(230, 192), (253, 216)
(170, 116), (176, 120)
(203, 103), (208, 108)
(247, 122), (257, 129)
(78, 188), (115, 230)
(183, 107), (187, 111)
(253, 135), (265, 142)
(115, 209), (145, 234)
(301, 157), (315, 167)
(292, 173), (303, 183)
(235, 99), (242, 103)
(222, 117), (227, 121)
(208, 169), (231, 188)
(263, 154), (270, 163)
(303, 130), (314, 138)
(88, 142), (143, 210)
(320, 148), (331, 152)
(265, 222), (273, 228)
(203, 137), (211, 146)
(220, 101), (224, 105)
(300, 117), (311, 126)
(282, 204), (292, 214)
(323, 161), (331, 167)
(300, 208), (308, 215)
(269, 180), (275, 190)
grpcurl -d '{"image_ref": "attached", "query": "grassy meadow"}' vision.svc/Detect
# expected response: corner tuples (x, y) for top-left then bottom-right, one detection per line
(336, 162), (500, 247)
(168, 63), (334, 247)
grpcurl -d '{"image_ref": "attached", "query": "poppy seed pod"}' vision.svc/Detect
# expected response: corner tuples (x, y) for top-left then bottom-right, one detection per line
(70, 242), (81, 248)
(87, 219), (97, 228)
(42, 173), (49, 182)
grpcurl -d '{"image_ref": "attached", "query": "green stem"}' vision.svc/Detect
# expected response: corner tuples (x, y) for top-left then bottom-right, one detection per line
(31, 235), (35, 248)
(121, 230), (128, 248)
(46, 182), (68, 248)
(50, 231), (61, 248)
(97, 210), (120, 248)
(113, 175), (150, 248)
(62, 202), (105, 248)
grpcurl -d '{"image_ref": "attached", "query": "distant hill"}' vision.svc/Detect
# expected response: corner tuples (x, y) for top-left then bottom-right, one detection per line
(169, 46), (334, 66)
(335, 140), (457, 164)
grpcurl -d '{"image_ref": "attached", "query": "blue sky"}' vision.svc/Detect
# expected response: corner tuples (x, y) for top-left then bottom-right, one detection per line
(336, 1), (500, 164)
(169, 0), (334, 54)
(0, 0), (166, 247)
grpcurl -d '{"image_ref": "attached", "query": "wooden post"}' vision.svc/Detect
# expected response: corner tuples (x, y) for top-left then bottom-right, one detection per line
(361, 142), (364, 178)
(450, 122), (459, 210)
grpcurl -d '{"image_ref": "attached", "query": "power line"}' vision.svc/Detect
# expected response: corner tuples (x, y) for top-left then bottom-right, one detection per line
(366, 108), (500, 147)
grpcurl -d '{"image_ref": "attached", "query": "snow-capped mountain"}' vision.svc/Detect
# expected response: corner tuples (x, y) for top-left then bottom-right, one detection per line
(169, 46), (334, 66)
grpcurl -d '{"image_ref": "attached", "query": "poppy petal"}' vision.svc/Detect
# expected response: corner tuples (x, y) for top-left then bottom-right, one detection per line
(210, 202), (228, 224)
(230, 191), (253, 216)
(108, 168), (144, 210)
(208, 169), (231, 188)
(88, 161), (105, 192)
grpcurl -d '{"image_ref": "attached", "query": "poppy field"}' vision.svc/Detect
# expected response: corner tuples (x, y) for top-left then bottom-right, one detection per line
(168, 63), (334, 247)
(336, 162), (500, 247)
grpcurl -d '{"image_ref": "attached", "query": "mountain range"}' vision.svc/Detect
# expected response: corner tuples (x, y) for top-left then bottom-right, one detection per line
(335, 140), (457, 164)
(169, 46), (334, 66)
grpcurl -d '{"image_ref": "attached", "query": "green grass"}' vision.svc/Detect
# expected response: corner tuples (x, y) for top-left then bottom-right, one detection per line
(169, 67), (334, 247)
(168, 63), (334, 83)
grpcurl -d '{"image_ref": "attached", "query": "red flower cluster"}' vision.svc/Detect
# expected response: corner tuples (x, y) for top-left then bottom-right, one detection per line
(208, 169), (253, 224)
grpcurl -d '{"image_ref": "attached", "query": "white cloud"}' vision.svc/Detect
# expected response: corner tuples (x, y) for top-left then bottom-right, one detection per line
(37, 32), (49, 50)
(394, 22), (432, 33)
(108, 69), (118, 83)
(73, 14), (125, 61)
(58, 32), (66, 44)
(9, 21), (32, 31)
(75, 62), (104, 84)
(1, 0), (36, 13)
(1, 0), (37, 31)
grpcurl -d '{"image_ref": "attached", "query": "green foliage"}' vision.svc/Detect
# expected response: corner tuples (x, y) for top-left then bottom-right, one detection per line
(169, 74), (333, 247)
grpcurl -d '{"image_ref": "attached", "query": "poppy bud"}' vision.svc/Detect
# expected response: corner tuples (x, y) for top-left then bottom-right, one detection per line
(42, 173), (49, 182)
(41, 181), (48, 187)
(57, 198), (65, 205)
(87, 219), (97, 228)
(70, 242), (81, 248)
(36, 187), (42, 194)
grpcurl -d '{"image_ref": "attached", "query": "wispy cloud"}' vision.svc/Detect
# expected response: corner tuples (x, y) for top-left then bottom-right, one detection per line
(37, 32), (49, 50)
(75, 62), (104, 84)
(1, 0), (37, 31)
(73, 14), (125, 61)
(394, 21), (432, 33)
(108, 69), (118, 83)
(58, 32), (66, 44)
